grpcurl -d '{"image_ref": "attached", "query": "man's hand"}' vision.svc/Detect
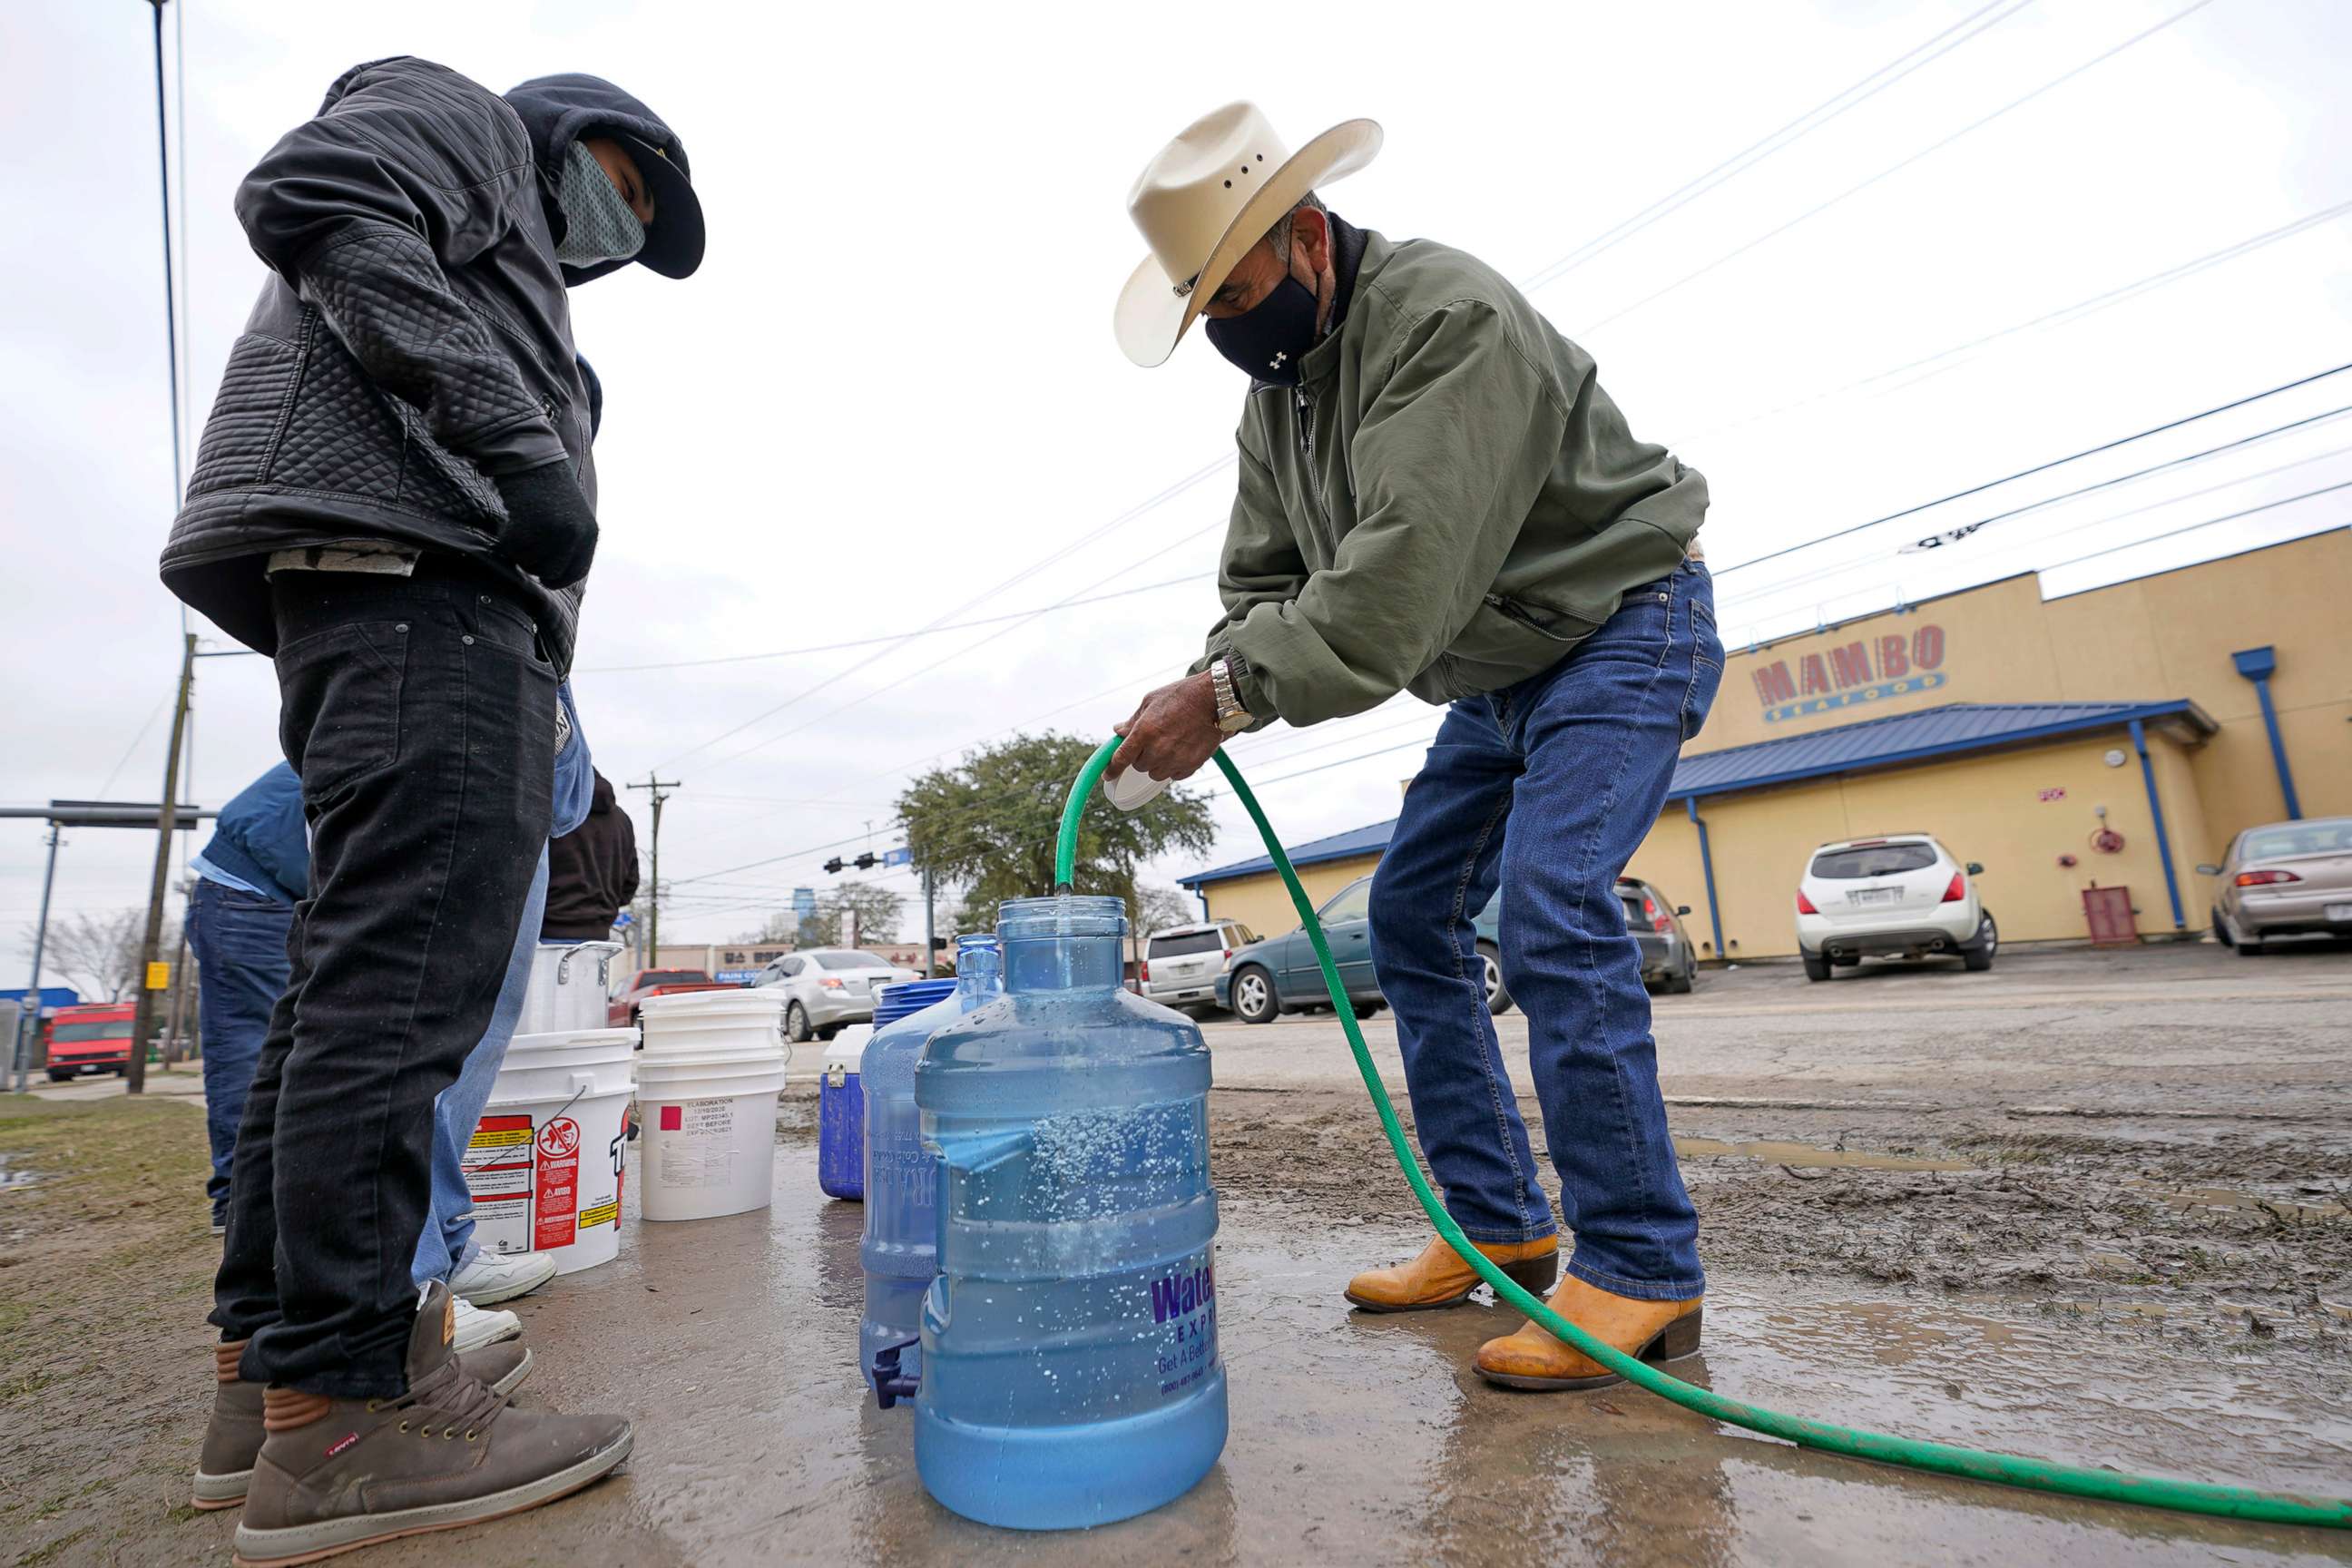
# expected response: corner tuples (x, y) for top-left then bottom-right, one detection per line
(492, 463), (600, 590)
(1112, 672), (1223, 785)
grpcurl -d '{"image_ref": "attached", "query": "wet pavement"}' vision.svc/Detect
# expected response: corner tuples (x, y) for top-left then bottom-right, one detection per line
(232, 1134), (2352, 1568)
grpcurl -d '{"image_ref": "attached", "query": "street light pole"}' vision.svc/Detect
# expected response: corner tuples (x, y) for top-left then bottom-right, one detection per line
(126, 633), (196, 1094)
(15, 825), (61, 1095)
(627, 774), (680, 965)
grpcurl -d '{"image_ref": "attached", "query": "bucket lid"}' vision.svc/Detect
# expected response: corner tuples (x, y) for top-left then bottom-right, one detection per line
(818, 1034), (867, 1073)
(873, 979), (956, 1027)
(639, 989), (784, 1019)
(505, 1026), (640, 1055)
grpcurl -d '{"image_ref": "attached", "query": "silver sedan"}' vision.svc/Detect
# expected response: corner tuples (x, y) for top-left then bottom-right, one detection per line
(2201, 817), (2352, 955)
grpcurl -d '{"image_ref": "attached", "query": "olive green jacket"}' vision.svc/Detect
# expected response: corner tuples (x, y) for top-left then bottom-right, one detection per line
(1202, 230), (1707, 727)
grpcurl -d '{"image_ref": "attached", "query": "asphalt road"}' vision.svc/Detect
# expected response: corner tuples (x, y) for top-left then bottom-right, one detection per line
(1199, 939), (2352, 1121)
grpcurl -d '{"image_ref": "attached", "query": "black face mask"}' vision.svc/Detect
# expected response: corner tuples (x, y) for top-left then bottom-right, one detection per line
(1202, 276), (1319, 386)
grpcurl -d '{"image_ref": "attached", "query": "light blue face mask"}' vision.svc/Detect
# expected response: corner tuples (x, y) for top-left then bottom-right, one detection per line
(554, 141), (645, 268)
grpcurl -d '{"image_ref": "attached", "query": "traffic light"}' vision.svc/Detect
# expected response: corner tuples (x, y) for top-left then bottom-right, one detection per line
(822, 857), (845, 874)
(853, 852), (878, 870)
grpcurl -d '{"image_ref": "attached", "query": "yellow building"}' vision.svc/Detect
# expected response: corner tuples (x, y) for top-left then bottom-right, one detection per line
(1183, 532), (2351, 958)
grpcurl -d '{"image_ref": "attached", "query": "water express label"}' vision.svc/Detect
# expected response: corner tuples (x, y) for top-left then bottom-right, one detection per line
(1151, 1258), (1218, 1396)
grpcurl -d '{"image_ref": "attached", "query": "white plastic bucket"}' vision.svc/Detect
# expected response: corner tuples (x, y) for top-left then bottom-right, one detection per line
(466, 1027), (635, 1275)
(636, 1050), (787, 1222)
(639, 989), (786, 1058)
(517, 942), (624, 1036)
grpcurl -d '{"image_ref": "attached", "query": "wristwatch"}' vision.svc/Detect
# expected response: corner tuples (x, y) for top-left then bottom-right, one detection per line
(1209, 657), (1255, 734)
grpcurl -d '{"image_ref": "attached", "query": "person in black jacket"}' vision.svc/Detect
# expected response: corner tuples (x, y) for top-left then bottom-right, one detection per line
(168, 60), (703, 1554)
(543, 771), (640, 942)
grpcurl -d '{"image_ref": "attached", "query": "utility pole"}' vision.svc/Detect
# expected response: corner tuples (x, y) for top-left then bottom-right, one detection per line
(628, 774), (680, 965)
(126, 634), (196, 1094)
(15, 825), (61, 1094)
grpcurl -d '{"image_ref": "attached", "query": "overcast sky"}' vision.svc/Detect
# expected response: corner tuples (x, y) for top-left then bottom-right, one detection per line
(5, 0), (2349, 965)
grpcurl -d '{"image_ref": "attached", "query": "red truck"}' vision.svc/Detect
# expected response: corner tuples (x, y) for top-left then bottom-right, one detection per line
(45, 1002), (136, 1081)
(607, 968), (733, 1027)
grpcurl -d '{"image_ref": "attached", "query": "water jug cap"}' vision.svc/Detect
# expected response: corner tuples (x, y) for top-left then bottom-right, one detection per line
(1102, 765), (1170, 813)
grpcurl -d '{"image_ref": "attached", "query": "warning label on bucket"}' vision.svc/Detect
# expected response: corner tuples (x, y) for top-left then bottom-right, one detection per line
(533, 1116), (582, 1250)
(466, 1114), (534, 1255)
(654, 1097), (739, 1190)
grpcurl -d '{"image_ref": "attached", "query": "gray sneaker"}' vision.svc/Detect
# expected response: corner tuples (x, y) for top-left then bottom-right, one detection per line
(193, 1322), (534, 1512)
(230, 1285), (627, 1563)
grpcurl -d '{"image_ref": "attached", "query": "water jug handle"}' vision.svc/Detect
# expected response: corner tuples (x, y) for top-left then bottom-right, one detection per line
(936, 1128), (1032, 1175)
(869, 1338), (919, 1409)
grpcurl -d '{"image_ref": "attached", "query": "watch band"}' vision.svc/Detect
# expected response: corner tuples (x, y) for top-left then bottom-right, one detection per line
(1210, 657), (1254, 733)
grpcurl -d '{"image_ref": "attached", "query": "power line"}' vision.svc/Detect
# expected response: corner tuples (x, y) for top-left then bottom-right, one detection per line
(574, 573), (1208, 674)
(1712, 360), (2352, 577)
(1699, 195), (2352, 443)
(1721, 401), (2352, 605)
(1576, 0), (2225, 338)
(2039, 482), (2352, 573)
(1520, 0), (2034, 293)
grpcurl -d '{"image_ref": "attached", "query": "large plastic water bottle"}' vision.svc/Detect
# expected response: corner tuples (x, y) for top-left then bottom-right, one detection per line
(859, 942), (999, 1406)
(914, 895), (1225, 1529)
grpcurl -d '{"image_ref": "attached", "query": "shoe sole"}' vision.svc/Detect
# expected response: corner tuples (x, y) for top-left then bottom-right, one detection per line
(192, 1467), (250, 1511)
(451, 1317), (524, 1354)
(1345, 1251), (1560, 1314)
(454, 1259), (558, 1307)
(191, 1354), (535, 1514)
(1478, 1305), (1704, 1392)
(230, 1426), (632, 1566)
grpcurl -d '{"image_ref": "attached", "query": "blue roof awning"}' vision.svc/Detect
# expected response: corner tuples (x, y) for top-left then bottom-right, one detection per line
(1663, 700), (2213, 802)
(1181, 701), (2213, 887)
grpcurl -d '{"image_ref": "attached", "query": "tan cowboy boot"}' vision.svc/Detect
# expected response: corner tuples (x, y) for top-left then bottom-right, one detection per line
(1474, 1273), (1703, 1391)
(1344, 1234), (1559, 1313)
(193, 1332), (534, 1511)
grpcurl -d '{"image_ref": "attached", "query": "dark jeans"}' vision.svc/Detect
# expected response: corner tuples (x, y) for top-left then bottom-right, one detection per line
(212, 559), (556, 1397)
(1368, 564), (1722, 1300)
(187, 877), (293, 1208)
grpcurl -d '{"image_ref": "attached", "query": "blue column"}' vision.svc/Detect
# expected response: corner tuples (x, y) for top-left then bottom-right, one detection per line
(2130, 719), (2186, 931)
(1685, 797), (1726, 959)
(2230, 646), (2301, 819)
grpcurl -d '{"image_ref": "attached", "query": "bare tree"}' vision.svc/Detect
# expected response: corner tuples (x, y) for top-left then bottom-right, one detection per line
(36, 908), (163, 1002)
(1132, 883), (1197, 940)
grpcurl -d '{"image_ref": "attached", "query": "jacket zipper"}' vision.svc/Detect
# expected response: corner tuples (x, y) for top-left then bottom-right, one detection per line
(1293, 386), (1338, 562)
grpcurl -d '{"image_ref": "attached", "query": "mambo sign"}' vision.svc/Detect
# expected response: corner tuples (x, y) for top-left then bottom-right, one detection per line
(1752, 623), (1948, 722)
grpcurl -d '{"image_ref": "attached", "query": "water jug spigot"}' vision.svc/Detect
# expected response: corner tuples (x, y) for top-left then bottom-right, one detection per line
(870, 1338), (919, 1408)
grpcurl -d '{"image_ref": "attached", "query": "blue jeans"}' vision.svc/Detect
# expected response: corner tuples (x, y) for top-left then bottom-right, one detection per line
(408, 681), (594, 1288)
(1368, 564), (1722, 1300)
(187, 877), (294, 1208)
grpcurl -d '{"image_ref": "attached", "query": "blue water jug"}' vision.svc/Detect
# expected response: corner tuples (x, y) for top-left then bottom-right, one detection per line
(914, 896), (1225, 1530)
(861, 944), (999, 1406)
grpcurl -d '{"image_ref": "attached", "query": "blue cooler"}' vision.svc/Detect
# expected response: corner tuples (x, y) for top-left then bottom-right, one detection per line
(820, 983), (953, 1200)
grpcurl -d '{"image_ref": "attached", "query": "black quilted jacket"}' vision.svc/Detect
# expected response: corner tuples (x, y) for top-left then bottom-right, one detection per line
(161, 58), (686, 671)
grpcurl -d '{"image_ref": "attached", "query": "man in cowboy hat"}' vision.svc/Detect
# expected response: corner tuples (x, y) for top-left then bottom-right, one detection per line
(1109, 103), (1724, 1394)
(162, 58), (702, 1558)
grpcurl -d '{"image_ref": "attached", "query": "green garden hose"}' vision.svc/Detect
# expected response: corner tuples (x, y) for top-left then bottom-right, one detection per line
(1055, 736), (2349, 1531)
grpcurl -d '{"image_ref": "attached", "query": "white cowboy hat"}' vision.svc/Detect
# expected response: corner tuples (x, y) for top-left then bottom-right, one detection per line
(1115, 103), (1382, 368)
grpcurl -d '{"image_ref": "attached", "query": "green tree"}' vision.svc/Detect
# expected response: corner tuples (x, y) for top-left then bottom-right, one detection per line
(897, 732), (1217, 928)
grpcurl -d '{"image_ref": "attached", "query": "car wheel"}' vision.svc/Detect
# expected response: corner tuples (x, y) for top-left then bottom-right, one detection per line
(1662, 963), (1695, 995)
(1477, 941), (1514, 1015)
(1963, 911), (1997, 972)
(785, 1002), (813, 1043)
(2210, 907), (2234, 950)
(1351, 998), (1385, 1020)
(1231, 965), (1278, 1025)
(1802, 950), (1832, 982)
(46, 1070), (70, 1083)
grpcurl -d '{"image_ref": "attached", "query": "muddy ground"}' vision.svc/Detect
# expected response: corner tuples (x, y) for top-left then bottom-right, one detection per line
(4, 942), (2349, 1565)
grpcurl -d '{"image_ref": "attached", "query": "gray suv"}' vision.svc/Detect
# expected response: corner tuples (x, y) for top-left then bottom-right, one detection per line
(1142, 920), (1258, 1012)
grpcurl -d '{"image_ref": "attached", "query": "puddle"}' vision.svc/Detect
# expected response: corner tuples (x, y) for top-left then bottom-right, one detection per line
(2124, 1180), (2347, 1224)
(1672, 1136), (1975, 1172)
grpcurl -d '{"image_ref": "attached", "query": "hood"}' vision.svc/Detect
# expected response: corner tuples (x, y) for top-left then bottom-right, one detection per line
(502, 72), (703, 284)
(590, 771), (617, 813)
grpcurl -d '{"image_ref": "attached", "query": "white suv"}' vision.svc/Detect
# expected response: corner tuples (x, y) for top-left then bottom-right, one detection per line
(1795, 834), (1996, 982)
(1141, 919), (1257, 1011)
